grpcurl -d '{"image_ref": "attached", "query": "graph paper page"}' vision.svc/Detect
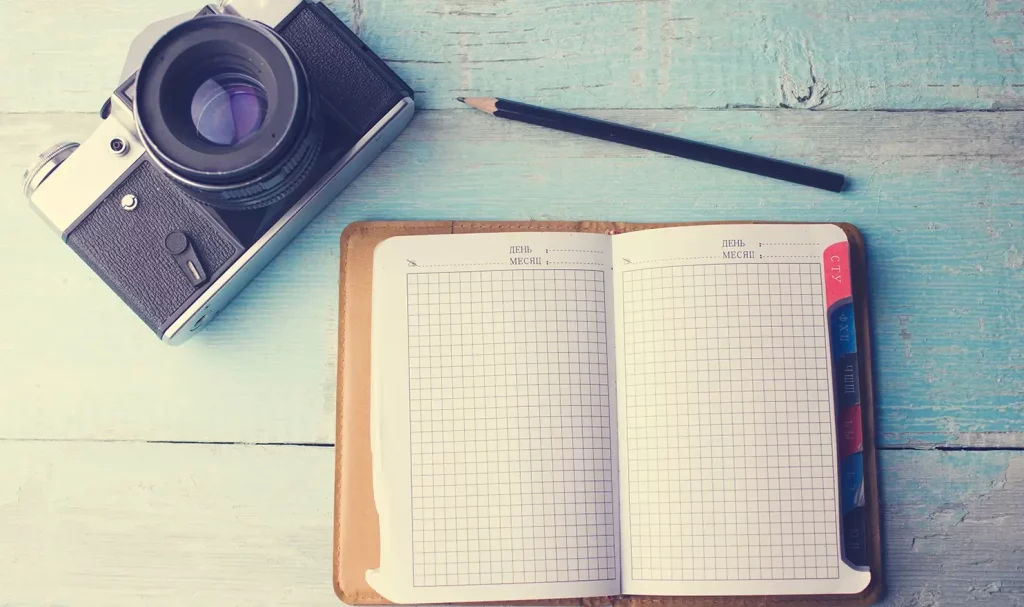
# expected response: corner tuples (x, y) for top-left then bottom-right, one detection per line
(610, 224), (870, 596)
(366, 232), (622, 604)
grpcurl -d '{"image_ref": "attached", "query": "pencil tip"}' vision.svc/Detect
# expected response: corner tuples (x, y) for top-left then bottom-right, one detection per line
(456, 97), (466, 103)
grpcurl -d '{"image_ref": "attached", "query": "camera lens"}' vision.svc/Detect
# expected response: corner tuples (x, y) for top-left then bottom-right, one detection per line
(134, 15), (322, 211)
(190, 74), (268, 146)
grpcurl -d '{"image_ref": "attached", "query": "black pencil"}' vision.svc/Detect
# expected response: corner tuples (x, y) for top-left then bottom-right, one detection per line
(457, 97), (846, 193)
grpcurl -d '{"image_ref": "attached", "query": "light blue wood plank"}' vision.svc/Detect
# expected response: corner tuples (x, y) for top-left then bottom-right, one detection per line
(0, 441), (339, 606)
(878, 450), (1024, 606)
(360, 0), (1024, 111)
(2, 0), (1023, 113)
(1, 110), (1022, 445)
(1, 442), (1022, 605)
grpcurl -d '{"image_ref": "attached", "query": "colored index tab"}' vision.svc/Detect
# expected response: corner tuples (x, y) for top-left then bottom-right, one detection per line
(842, 507), (869, 566)
(823, 241), (851, 308)
(830, 302), (858, 358)
(840, 452), (865, 515)
(834, 352), (861, 409)
(837, 404), (864, 459)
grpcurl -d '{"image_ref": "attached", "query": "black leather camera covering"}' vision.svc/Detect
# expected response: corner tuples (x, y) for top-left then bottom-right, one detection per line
(67, 161), (244, 334)
(279, 3), (411, 133)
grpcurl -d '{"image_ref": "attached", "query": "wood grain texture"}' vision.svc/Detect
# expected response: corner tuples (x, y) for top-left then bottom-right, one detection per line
(879, 451), (1024, 606)
(3, 0), (1024, 603)
(0, 443), (1021, 606)
(3, 0), (1024, 113)
(0, 442), (338, 606)
(2, 110), (1022, 446)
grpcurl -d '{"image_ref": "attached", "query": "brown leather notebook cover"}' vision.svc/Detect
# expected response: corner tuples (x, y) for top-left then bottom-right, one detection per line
(334, 220), (883, 607)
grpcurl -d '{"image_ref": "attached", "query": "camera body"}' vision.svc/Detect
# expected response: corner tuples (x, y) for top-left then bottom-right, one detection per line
(23, 0), (414, 344)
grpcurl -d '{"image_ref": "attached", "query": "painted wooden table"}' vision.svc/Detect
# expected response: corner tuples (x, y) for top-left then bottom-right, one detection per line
(2, 0), (1023, 605)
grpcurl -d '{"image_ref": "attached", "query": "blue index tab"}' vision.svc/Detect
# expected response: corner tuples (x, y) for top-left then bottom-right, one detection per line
(830, 302), (857, 358)
(840, 451), (865, 515)
(839, 452), (868, 567)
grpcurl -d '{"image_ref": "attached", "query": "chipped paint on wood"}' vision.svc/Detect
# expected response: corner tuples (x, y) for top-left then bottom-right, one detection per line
(881, 452), (1024, 606)
(3, 0), (1024, 112)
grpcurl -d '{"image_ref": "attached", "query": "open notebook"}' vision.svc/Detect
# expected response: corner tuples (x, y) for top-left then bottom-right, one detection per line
(337, 221), (879, 606)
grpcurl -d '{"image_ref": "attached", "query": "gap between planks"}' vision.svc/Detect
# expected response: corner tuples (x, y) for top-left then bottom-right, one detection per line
(5, 108), (1024, 117)
(0, 438), (1021, 452)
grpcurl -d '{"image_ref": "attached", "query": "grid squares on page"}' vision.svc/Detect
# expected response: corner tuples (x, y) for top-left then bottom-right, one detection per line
(622, 263), (840, 582)
(408, 269), (617, 588)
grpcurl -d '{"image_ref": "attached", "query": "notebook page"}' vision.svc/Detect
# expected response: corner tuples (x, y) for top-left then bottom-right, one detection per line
(366, 232), (623, 603)
(610, 224), (871, 596)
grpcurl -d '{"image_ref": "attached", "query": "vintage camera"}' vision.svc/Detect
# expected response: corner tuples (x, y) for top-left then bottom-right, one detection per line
(22, 0), (414, 344)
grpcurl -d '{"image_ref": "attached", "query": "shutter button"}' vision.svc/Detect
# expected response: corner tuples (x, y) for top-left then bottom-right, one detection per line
(165, 231), (207, 287)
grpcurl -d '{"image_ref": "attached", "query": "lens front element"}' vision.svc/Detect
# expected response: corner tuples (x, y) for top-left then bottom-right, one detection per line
(191, 74), (269, 146)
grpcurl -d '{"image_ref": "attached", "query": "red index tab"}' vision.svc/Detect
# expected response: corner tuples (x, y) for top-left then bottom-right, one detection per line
(837, 405), (864, 458)
(824, 241), (851, 307)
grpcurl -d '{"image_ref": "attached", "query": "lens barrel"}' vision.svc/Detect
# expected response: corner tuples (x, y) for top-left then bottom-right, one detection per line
(134, 15), (322, 211)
